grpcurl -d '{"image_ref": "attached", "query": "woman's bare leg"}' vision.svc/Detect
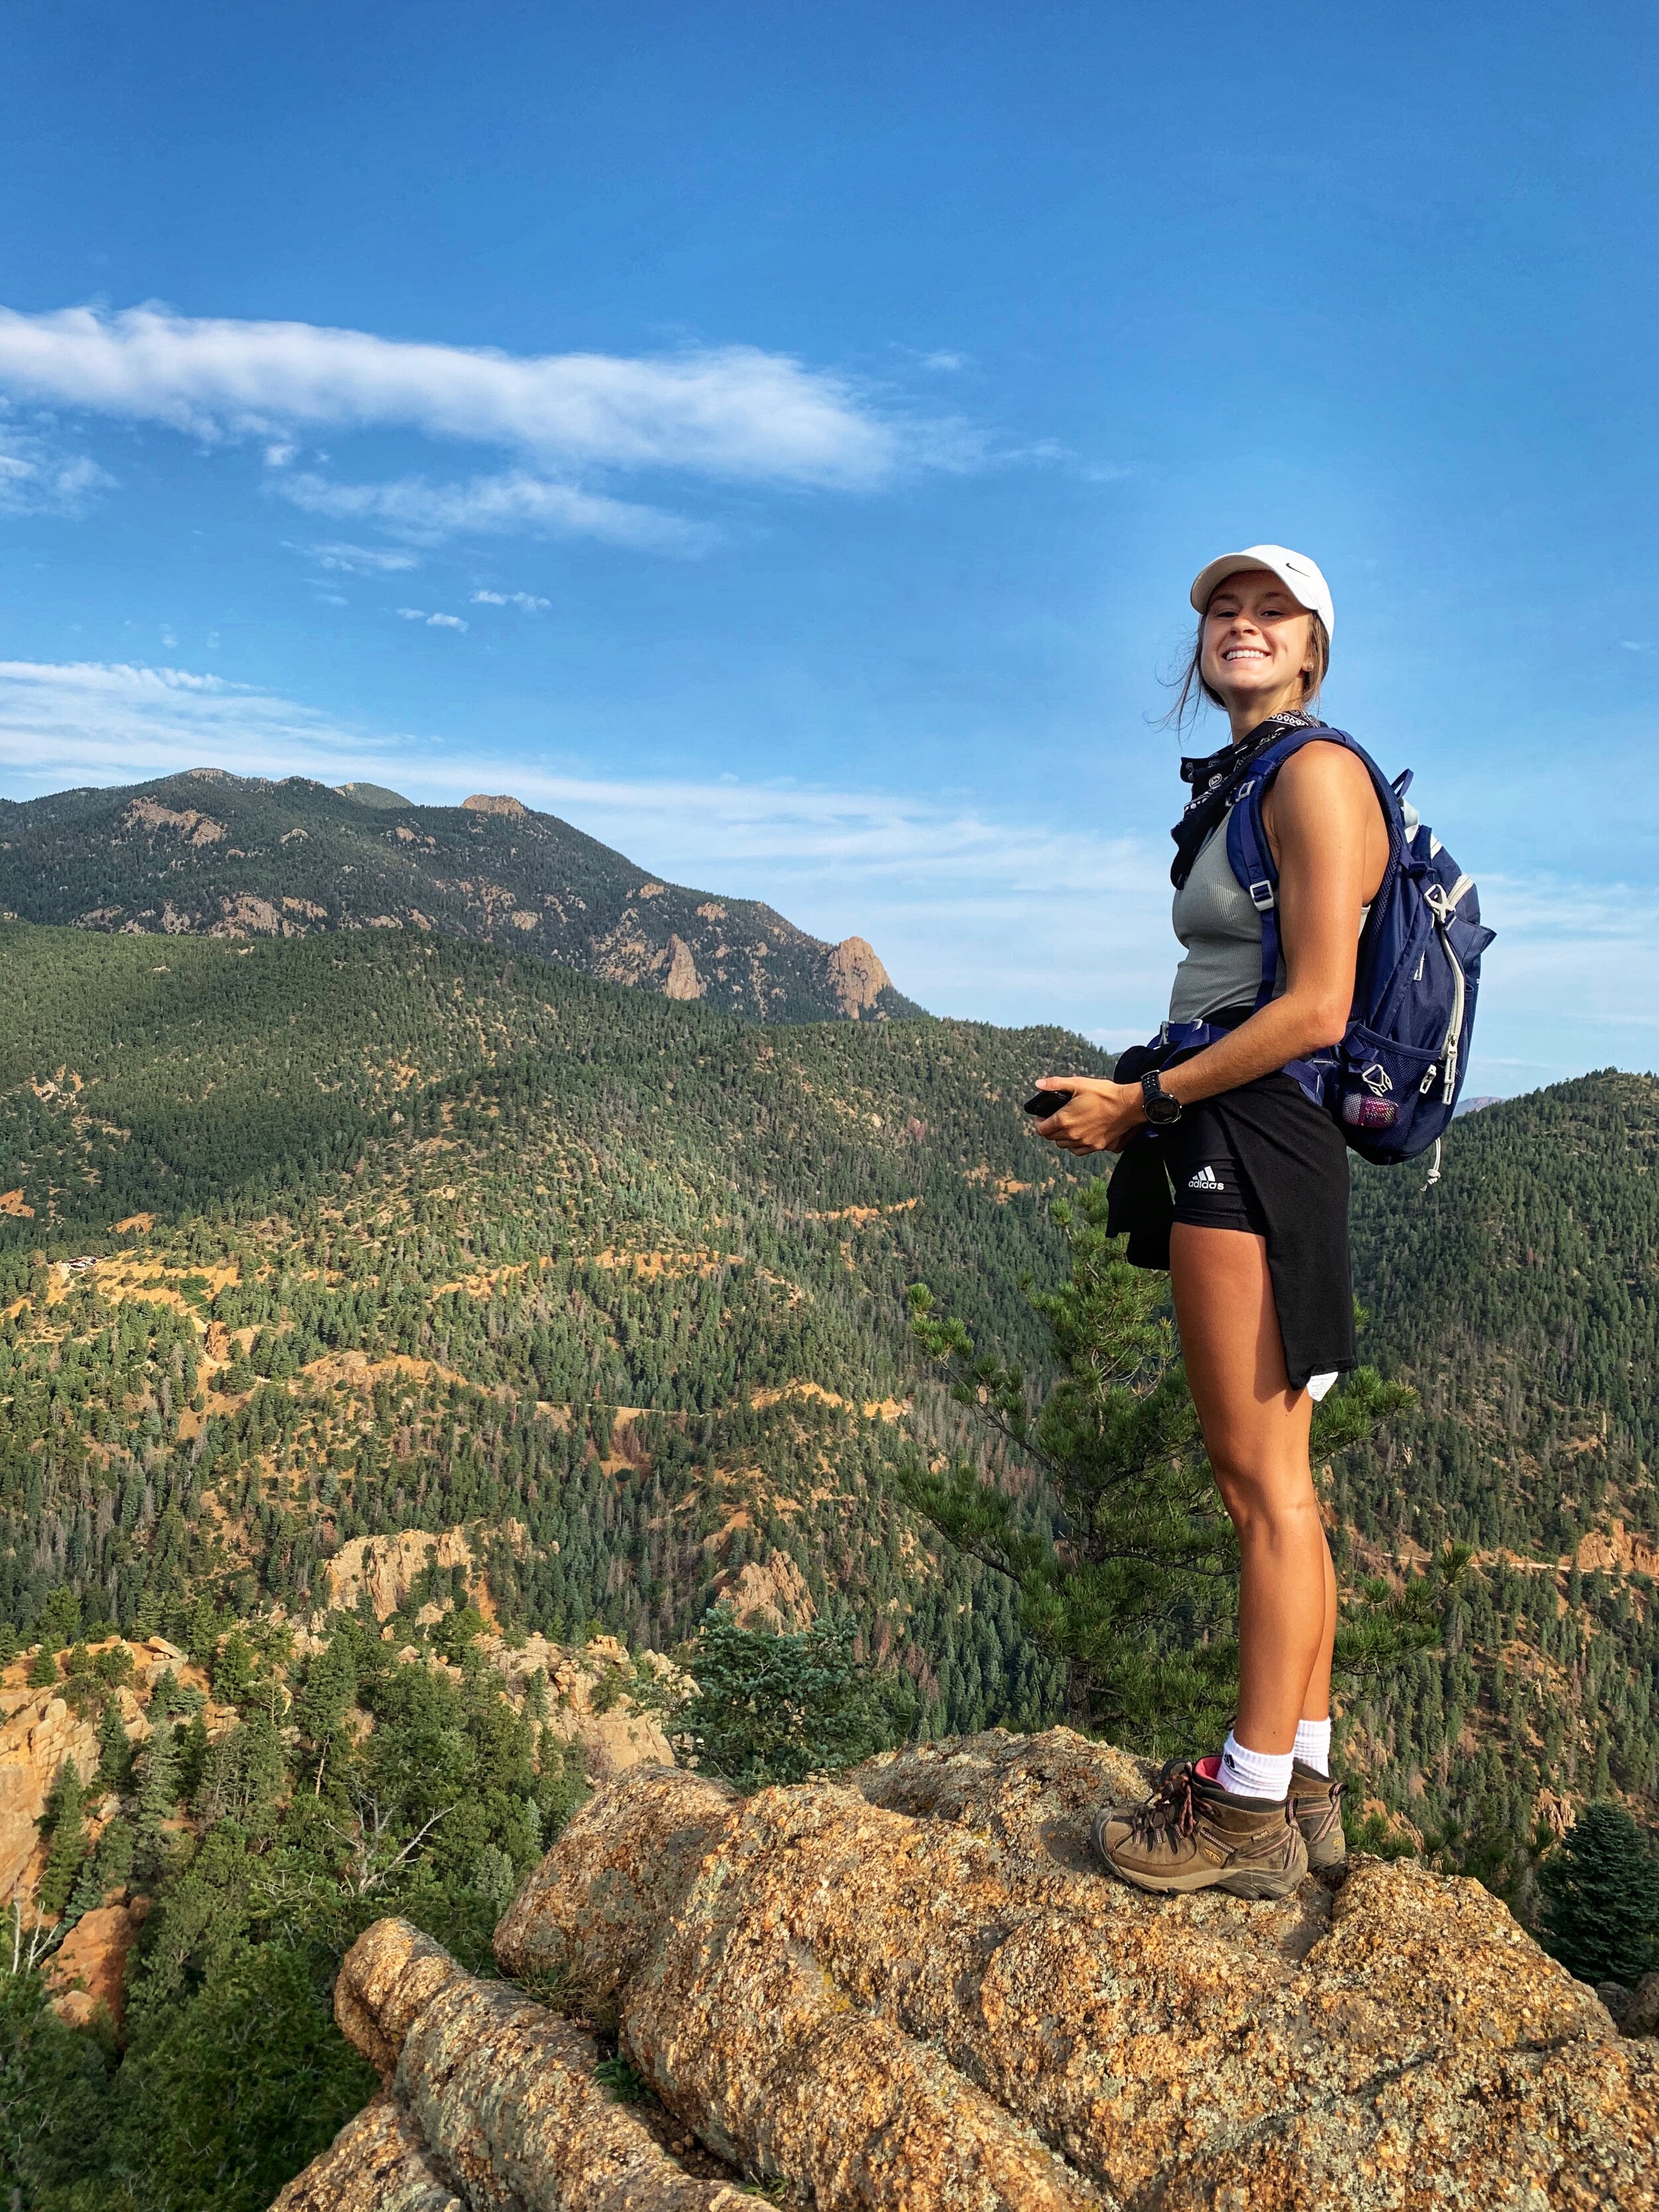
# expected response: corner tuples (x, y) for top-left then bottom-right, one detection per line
(1304, 1534), (1336, 1725)
(1169, 1221), (1333, 1753)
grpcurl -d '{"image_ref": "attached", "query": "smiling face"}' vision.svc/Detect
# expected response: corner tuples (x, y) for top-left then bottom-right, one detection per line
(1199, 567), (1319, 723)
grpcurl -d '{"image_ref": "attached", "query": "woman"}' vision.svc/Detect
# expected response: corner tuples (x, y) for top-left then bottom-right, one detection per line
(1034, 544), (1387, 1899)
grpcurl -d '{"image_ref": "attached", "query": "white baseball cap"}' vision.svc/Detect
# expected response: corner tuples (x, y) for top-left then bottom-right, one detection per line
(1189, 544), (1334, 644)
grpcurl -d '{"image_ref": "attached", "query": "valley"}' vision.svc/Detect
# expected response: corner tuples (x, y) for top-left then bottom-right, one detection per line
(1, 909), (1656, 2204)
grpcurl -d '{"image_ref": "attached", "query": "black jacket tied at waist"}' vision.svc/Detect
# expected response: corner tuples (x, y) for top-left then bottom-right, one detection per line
(1104, 1037), (1181, 1270)
(1102, 1005), (1257, 1271)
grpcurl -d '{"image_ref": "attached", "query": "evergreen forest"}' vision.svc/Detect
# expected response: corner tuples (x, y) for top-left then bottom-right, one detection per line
(0, 918), (1656, 2206)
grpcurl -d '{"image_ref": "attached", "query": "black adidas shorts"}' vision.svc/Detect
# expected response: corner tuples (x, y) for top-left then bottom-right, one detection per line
(1169, 1110), (1267, 1235)
(1161, 1071), (1356, 1388)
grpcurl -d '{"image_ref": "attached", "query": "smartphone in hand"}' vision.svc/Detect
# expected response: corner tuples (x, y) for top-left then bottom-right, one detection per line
(1021, 1089), (1073, 1118)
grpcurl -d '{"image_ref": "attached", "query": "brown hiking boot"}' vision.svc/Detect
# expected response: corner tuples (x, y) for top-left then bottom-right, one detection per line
(1289, 1759), (1346, 1871)
(1091, 1755), (1308, 1899)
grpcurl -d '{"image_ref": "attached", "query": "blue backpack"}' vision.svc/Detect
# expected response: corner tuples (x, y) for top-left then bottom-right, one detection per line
(1222, 724), (1494, 1167)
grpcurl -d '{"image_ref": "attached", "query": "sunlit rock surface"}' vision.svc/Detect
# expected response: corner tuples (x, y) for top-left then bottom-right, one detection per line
(277, 1729), (1659, 2211)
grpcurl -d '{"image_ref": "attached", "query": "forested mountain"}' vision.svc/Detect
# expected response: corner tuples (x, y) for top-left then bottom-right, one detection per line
(1, 919), (1655, 1902)
(1340, 1077), (1659, 1901)
(0, 922), (1084, 1744)
(0, 769), (920, 1023)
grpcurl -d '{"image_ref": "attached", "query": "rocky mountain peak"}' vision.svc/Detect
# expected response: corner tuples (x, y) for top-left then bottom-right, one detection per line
(0, 770), (924, 1024)
(460, 793), (529, 819)
(828, 934), (893, 1018)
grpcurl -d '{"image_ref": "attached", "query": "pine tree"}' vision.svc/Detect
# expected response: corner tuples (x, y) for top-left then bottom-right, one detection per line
(95, 1700), (132, 1793)
(671, 1605), (911, 1788)
(63, 1814), (135, 1925)
(133, 1720), (181, 1885)
(904, 1181), (1421, 1752)
(1539, 1803), (1659, 1988)
(36, 1761), (89, 1917)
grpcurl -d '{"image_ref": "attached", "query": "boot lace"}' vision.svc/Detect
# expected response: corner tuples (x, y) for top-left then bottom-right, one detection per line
(1127, 1759), (1200, 1845)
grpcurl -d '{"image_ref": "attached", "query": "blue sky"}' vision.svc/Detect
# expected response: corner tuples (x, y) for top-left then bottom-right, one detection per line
(0, 1), (1654, 1092)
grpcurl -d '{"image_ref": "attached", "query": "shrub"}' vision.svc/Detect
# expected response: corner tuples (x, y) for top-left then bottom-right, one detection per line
(1539, 1802), (1659, 1988)
(672, 1605), (910, 1789)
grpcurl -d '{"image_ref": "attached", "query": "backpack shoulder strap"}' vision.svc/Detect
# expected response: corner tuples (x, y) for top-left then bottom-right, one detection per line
(1224, 725), (1405, 1009)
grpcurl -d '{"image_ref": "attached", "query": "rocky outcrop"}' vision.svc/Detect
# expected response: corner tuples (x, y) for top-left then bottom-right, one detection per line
(270, 2096), (465, 2211)
(123, 798), (226, 845)
(706, 1552), (814, 1631)
(278, 1728), (1659, 2210)
(298, 1918), (750, 2211)
(47, 1898), (148, 2028)
(462, 794), (530, 820)
(660, 936), (703, 1003)
(486, 1633), (679, 1781)
(826, 936), (891, 1019)
(324, 1526), (481, 1620)
(3, 1637), (206, 1904)
(0, 1685), (100, 1902)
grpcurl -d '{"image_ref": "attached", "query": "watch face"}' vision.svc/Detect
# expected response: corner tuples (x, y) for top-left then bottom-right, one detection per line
(1143, 1074), (1179, 1124)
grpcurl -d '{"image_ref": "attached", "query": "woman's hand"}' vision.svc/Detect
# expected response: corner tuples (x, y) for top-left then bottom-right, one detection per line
(1031, 1076), (1147, 1155)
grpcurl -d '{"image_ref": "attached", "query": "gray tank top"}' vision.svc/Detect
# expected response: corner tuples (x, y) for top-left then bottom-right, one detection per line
(1169, 807), (1374, 1023)
(1169, 816), (1278, 1022)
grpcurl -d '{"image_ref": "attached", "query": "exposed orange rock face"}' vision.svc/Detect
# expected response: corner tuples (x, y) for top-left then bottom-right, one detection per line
(1575, 1518), (1659, 1578)
(707, 1551), (815, 1630)
(660, 934), (703, 1001)
(48, 1898), (148, 2028)
(323, 1526), (481, 1621)
(269, 2095), (464, 2211)
(0, 1685), (101, 1902)
(485, 1631), (681, 1781)
(123, 798), (226, 845)
(3, 1637), (204, 1907)
(826, 936), (891, 1019)
(461, 794), (528, 819)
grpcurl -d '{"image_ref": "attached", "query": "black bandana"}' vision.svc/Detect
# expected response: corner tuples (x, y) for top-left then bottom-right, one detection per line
(1170, 710), (1321, 889)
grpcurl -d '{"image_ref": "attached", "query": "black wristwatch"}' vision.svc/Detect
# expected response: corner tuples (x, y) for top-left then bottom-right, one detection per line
(1141, 1070), (1184, 1127)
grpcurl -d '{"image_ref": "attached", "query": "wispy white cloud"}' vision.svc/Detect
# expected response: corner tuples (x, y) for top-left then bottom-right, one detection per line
(0, 422), (113, 515)
(0, 659), (403, 788)
(299, 540), (420, 575)
(0, 305), (1007, 550)
(277, 467), (711, 552)
(394, 608), (468, 631)
(472, 589), (551, 612)
(0, 304), (901, 485)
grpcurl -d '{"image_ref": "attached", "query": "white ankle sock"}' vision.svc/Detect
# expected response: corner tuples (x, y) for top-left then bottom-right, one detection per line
(1218, 1732), (1294, 1802)
(1293, 1717), (1332, 1775)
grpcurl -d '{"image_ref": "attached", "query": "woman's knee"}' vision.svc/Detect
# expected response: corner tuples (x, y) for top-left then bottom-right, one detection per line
(1212, 1461), (1321, 1544)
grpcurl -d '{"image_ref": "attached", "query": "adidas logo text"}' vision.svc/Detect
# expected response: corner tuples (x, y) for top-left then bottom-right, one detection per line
(1187, 1165), (1224, 1191)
